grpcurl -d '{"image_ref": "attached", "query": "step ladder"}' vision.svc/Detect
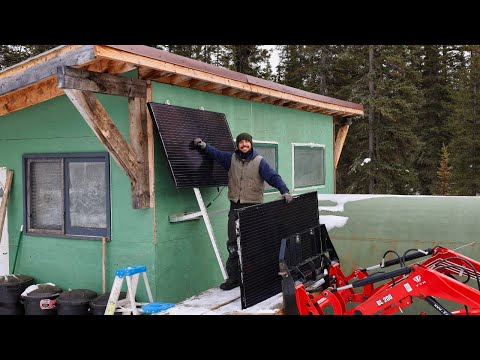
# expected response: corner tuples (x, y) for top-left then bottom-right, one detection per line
(104, 265), (154, 315)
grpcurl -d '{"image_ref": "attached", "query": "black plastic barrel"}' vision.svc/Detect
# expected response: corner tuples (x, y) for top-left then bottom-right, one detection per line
(0, 274), (35, 315)
(90, 292), (127, 315)
(21, 284), (63, 315)
(56, 289), (98, 315)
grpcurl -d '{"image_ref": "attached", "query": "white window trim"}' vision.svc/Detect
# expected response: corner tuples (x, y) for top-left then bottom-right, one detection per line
(292, 142), (326, 192)
(255, 140), (280, 195)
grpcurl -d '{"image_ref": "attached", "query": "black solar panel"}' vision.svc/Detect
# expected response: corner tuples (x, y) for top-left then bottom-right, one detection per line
(147, 102), (235, 189)
(236, 192), (320, 309)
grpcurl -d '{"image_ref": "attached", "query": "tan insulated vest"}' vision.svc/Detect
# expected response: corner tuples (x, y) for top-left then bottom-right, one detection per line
(227, 153), (264, 204)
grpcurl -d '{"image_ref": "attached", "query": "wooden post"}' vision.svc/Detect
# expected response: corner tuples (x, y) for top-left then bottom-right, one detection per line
(102, 237), (107, 293)
(0, 170), (13, 243)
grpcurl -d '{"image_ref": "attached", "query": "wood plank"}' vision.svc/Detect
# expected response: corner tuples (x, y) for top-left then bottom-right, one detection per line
(334, 124), (350, 169)
(146, 81), (156, 240)
(196, 83), (227, 92)
(128, 96), (150, 209)
(82, 59), (136, 74)
(93, 45), (364, 116)
(169, 74), (191, 85)
(57, 66), (147, 98)
(146, 81), (155, 209)
(1, 45), (96, 95)
(222, 87), (242, 96)
(63, 89), (140, 183)
(0, 170), (13, 244)
(0, 77), (64, 116)
(0, 45), (83, 79)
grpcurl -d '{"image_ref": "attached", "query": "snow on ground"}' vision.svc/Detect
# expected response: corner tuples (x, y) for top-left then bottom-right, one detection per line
(159, 286), (282, 315)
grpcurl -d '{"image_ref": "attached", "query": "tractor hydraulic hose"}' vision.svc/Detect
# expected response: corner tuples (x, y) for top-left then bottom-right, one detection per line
(351, 267), (412, 288)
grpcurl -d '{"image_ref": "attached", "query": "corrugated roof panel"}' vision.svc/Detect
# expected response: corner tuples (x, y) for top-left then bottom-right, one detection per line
(147, 102), (235, 189)
(236, 191), (319, 309)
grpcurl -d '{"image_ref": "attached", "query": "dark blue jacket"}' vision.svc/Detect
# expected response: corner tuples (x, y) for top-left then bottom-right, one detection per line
(205, 143), (290, 195)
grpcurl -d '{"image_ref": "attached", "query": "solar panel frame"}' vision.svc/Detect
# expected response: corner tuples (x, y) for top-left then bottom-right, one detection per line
(147, 102), (236, 189)
(236, 191), (320, 309)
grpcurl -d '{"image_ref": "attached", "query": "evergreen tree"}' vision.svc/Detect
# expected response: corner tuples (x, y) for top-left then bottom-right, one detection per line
(337, 46), (422, 194)
(449, 46), (480, 195)
(0, 45), (57, 70)
(276, 45), (307, 88)
(414, 45), (454, 194)
(221, 45), (273, 79)
(435, 143), (453, 195)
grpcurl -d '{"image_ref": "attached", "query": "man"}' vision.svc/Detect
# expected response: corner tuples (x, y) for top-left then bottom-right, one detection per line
(193, 132), (293, 290)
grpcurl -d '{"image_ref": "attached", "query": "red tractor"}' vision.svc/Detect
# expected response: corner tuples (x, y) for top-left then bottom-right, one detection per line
(279, 225), (480, 315)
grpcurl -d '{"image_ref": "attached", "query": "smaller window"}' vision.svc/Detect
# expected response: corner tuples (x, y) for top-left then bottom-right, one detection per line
(255, 142), (278, 192)
(23, 153), (111, 239)
(293, 144), (325, 190)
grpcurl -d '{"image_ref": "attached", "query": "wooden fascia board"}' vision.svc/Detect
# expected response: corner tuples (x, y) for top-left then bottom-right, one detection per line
(0, 77), (64, 116)
(63, 89), (140, 183)
(334, 124), (350, 169)
(93, 45), (364, 117)
(57, 66), (147, 98)
(0, 45), (96, 96)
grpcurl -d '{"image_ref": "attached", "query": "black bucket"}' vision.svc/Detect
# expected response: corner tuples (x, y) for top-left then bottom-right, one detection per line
(56, 289), (98, 315)
(21, 284), (63, 315)
(90, 292), (127, 315)
(0, 274), (35, 315)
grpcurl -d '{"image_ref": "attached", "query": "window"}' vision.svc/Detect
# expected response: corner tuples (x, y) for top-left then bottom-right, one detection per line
(293, 144), (325, 189)
(23, 153), (110, 239)
(255, 141), (278, 192)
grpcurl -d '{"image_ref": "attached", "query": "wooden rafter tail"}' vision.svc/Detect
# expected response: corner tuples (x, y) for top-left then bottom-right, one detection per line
(0, 170), (14, 243)
(92, 45), (364, 117)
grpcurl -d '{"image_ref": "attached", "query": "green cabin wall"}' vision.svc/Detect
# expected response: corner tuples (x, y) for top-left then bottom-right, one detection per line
(0, 79), (335, 304)
(0, 93), (155, 301)
(152, 82), (334, 302)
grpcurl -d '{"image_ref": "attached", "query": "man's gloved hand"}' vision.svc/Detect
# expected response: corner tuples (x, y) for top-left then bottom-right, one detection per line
(282, 193), (293, 204)
(193, 138), (206, 150)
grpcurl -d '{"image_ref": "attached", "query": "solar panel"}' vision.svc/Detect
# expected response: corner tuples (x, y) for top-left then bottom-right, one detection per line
(147, 102), (236, 189)
(236, 191), (320, 309)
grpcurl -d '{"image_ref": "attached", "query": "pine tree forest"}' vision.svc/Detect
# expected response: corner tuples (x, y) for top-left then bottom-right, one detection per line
(2, 44), (479, 196)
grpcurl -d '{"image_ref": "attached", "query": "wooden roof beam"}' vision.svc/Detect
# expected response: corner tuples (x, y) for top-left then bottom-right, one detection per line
(0, 45), (96, 96)
(57, 66), (147, 98)
(93, 45), (363, 116)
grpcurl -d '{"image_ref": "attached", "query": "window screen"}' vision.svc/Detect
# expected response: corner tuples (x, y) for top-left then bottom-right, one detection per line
(24, 153), (110, 239)
(255, 143), (278, 192)
(28, 159), (64, 232)
(294, 146), (325, 188)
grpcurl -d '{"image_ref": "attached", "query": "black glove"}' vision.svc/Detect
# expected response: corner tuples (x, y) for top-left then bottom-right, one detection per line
(193, 138), (206, 150)
(282, 193), (293, 204)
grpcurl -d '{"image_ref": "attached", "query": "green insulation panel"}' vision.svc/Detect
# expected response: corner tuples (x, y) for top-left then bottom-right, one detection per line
(318, 194), (480, 315)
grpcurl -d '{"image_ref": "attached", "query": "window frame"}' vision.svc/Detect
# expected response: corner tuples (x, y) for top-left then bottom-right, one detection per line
(23, 152), (111, 240)
(254, 140), (279, 194)
(291, 143), (326, 191)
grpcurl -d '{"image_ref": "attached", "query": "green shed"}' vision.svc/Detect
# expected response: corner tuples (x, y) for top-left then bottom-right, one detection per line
(0, 45), (364, 303)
